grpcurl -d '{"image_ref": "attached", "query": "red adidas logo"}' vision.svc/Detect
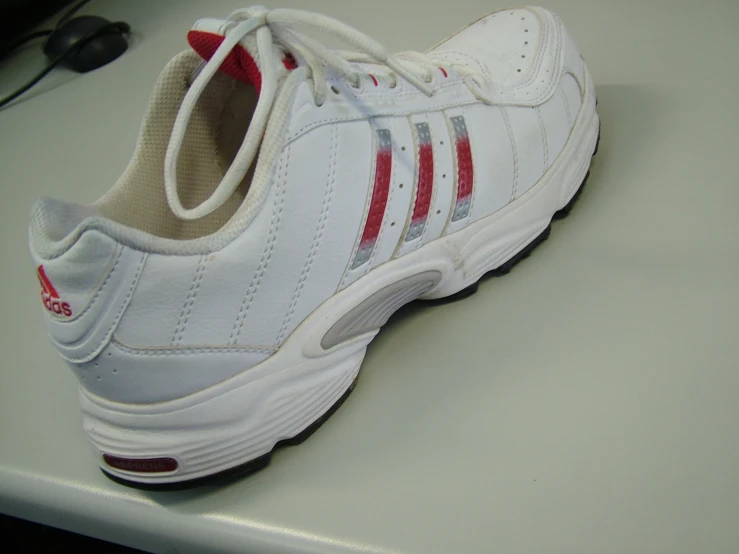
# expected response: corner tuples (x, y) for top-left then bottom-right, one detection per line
(37, 265), (72, 317)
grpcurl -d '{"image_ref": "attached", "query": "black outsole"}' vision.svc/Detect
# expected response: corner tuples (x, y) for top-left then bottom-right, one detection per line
(104, 126), (600, 491)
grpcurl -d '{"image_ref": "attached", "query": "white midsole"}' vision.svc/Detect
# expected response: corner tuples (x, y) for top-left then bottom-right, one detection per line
(80, 74), (599, 484)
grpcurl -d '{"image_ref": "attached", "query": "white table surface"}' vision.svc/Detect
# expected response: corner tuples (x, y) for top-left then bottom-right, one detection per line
(1, 1), (738, 552)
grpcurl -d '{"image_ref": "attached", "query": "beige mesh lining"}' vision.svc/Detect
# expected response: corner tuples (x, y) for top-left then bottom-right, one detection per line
(93, 51), (259, 240)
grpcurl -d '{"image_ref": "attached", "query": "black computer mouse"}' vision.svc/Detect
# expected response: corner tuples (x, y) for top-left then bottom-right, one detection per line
(43, 15), (129, 73)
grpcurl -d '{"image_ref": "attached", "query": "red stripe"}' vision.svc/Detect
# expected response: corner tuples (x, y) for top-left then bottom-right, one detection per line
(359, 149), (392, 246)
(37, 265), (59, 298)
(411, 143), (433, 223)
(455, 137), (474, 200)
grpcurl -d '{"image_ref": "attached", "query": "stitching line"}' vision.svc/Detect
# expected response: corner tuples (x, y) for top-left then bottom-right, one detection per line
(393, 116), (419, 258)
(172, 255), (208, 345)
(113, 341), (275, 357)
(287, 98), (478, 145)
(229, 145), (289, 345)
(536, 105), (549, 170)
(275, 124), (338, 346)
(440, 110), (458, 236)
(339, 122), (376, 290)
(501, 107), (519, 201)
(560, 86), (572, 126)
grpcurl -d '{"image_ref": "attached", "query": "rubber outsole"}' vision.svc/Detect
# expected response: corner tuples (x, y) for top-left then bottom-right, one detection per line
(104, 127), (600, 490)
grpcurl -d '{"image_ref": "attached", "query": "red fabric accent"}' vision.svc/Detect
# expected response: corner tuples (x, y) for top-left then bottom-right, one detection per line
(411, 143), (433, 223)
(455, 137), (474, 200)
(369, 74), (379, 87)
(187, 30), (263, 90)
(37, 265), (59, 298)
(103, 454), (178, 473)
(439, 67), (448, 78)
(283, 53), (298, 70)
(359, 149), (392, 247)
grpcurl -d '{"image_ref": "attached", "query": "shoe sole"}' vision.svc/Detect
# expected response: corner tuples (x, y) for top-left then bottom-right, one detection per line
(88, 80), (600, 489)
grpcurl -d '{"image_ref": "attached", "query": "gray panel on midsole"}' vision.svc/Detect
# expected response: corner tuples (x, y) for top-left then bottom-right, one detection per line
(321, 271), (442, 350)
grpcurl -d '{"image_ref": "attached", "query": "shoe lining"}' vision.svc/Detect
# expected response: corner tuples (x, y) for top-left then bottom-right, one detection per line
(93, 51), (259, 240)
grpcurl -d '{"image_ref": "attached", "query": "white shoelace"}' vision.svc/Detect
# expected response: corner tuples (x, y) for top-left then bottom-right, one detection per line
(164, 6), (486, 220)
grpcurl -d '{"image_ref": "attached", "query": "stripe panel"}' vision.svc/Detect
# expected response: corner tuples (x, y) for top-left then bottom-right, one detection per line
(450, 115), (474, 221)
(420, 111), (454, 244)
(352, 128), (392, 269)
(405, 122), (434, 242)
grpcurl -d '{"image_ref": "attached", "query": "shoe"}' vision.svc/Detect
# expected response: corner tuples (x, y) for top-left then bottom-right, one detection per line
(29, 5), (599, 486)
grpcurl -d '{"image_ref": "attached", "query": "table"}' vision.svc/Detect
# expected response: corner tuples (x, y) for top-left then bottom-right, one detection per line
(1, 1), (738, 552)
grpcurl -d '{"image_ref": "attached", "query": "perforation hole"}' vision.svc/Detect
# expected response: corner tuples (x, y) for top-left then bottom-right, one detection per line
(436, 209), (441, 214)
(331, 86), (340, 95)
(401, 146), (406, 151)
(399, 183), (404, 189)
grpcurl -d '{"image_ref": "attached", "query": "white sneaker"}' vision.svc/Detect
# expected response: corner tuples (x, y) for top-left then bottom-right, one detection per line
(29, 5), (599, 485)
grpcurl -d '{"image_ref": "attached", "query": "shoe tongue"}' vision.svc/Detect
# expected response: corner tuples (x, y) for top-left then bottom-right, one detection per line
(187, 18), (297, 91)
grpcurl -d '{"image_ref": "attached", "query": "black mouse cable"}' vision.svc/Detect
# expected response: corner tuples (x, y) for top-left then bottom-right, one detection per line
(0, 30), (53, 61)
(0, 20), (129, 110)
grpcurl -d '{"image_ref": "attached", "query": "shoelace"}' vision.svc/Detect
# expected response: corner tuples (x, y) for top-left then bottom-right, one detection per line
(165, 6), (486, 220)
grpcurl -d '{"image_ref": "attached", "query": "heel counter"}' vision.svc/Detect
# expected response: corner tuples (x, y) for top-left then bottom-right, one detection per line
(30, 230), (147, 365)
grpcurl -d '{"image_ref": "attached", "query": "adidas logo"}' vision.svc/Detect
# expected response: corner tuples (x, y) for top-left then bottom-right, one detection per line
(37, 265), (72, 317)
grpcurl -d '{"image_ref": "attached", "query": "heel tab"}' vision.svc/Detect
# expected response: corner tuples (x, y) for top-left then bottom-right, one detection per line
(29, 197), (103, 260)
(31, 229), (147, 364)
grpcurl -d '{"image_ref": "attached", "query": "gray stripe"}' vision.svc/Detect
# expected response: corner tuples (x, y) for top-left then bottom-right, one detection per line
(450, 115), (468, 139)
(451, 196), (471, 222)
(405, 220), (425, 242)
(415, 122), (431, 144)
(351, 245), (373, 269)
